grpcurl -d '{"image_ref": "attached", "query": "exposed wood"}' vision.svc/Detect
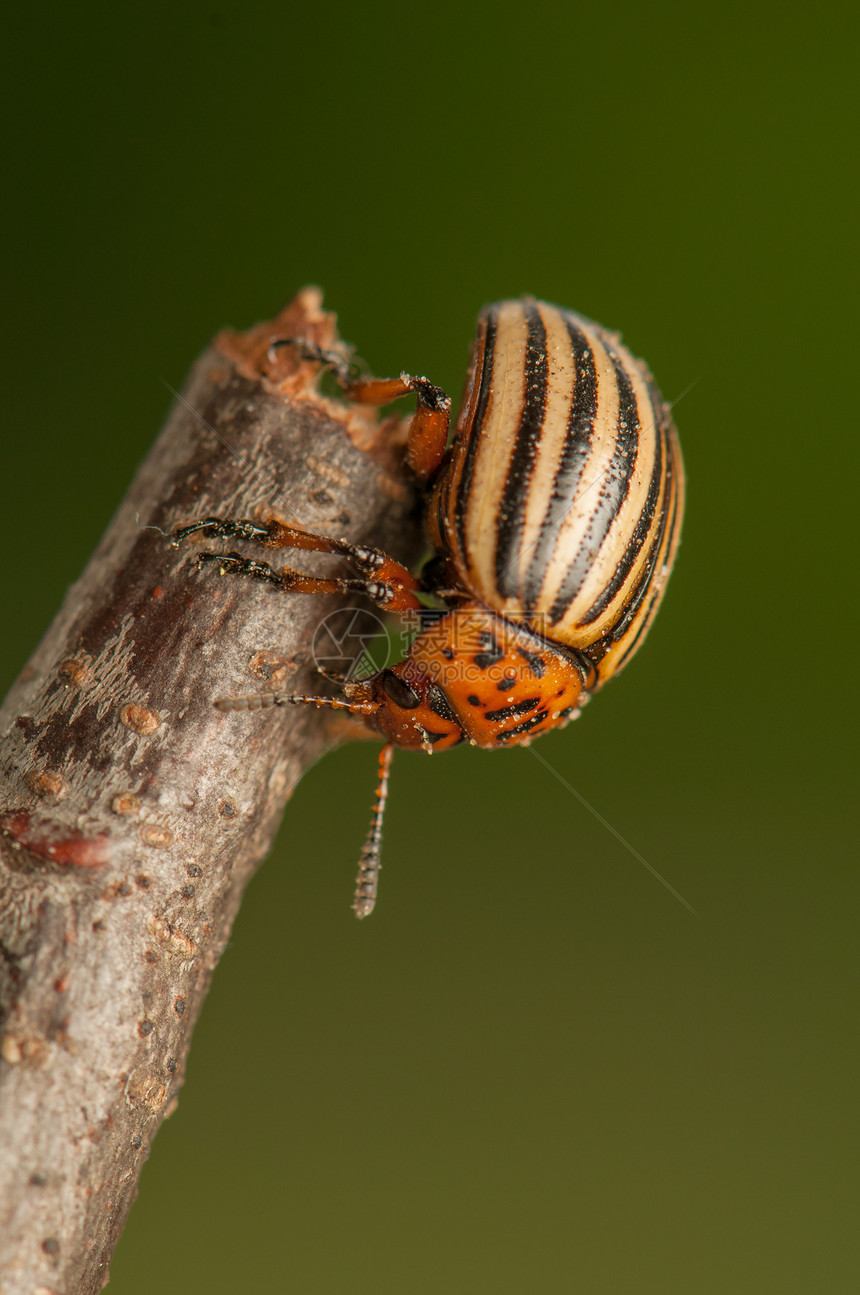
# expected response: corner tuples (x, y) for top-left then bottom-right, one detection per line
(0, 289), (421, 1293)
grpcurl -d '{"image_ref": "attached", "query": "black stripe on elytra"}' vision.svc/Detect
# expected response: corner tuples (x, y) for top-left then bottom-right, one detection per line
(494, 302), (549, 598)
(579, 391), (665, 626)
(454, 310), (498, 557)
(598, 465), (678, 691)
(522, 316), (598, 610)
(473, 630), (503, 670)
(483, 698), (539, 723)
(548, 338), (641, 625)
(610, 445), (681, 670)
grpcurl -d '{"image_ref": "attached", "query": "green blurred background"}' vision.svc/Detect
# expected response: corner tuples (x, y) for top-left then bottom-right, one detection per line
(4, 2), (857, 1290)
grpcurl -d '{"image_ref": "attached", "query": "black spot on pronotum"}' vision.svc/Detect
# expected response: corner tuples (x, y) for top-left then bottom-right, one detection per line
(484, 698), (539, 723)
(424, 728), (461, 745)
(474, 632), (503, 670)
(495, 712), (548, 742)
(516, 648), (546, 679)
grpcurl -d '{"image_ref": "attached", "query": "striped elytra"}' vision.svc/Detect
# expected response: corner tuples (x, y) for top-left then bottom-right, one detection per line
(429, 299), (684, 686)
(174, 297), (684, 916)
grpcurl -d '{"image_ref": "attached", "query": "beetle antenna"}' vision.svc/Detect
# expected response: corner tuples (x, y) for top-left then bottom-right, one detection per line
(352, 743), (394, 919)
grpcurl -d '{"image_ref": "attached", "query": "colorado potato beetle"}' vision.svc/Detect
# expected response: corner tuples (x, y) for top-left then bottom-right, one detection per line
(174, 298), (685, 917)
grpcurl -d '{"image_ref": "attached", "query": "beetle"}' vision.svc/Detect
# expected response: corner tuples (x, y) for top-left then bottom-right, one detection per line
(174, 298), (685, 917)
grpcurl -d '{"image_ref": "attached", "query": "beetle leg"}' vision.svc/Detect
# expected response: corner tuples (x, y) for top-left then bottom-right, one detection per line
(346, 373), (451, 483)
(194, 549), (421, 615)
(176, 516), (423, 612)
(267, 337), (356, 385)
(266, 337), (451, 482)
(172, 517), (272, 545)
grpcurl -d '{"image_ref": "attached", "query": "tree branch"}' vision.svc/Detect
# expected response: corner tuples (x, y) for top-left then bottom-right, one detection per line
(0, 288), (421, 1293)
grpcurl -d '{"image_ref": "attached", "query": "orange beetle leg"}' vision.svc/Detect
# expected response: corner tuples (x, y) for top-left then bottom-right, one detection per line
(174, 516), (424, 614)
(345, 372), (451, 483)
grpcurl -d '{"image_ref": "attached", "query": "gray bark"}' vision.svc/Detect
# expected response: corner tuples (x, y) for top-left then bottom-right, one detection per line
(0, 289), (420, 1292)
